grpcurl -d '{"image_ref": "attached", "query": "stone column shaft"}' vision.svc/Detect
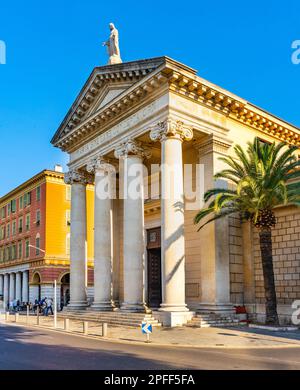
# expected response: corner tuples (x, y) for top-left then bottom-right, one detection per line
(15, 272), (22, 302)
(150, 121), (193, 312)
(3, 274), (9, 309)
(87, 157), (115, 311)
(9, 273), (15, 302)
(115, 140), (151, 312)
(22, 271), (29, 303)
(0, 274), (3, 297)
(65, 170), (91, 310)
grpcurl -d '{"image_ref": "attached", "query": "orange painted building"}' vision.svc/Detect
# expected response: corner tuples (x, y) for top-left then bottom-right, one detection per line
(0, 168), (94, 310)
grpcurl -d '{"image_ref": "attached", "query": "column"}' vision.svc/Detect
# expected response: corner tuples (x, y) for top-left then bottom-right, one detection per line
(9, 273), (15, 303)
(196, 135), (234, 313)
(0, 274), (3, 298)
(115, 140), (151, 312)
(87, 156), (115, 311)
(22, 271), (29, 303)
(150, 120), (193, 319)
(3, 274), (9, 310)
(64, 169), (92, 309)
(15, 272), (22, 302)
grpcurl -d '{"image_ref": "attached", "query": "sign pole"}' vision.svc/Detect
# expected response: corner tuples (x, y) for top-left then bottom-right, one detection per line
(54, 280), (57, 328)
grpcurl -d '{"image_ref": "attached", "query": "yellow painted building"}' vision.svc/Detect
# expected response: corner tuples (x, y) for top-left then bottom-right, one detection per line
(0, 168), (94, 310)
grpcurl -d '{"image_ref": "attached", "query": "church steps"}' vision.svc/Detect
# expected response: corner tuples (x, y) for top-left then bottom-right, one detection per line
(58, 310), (161, 328)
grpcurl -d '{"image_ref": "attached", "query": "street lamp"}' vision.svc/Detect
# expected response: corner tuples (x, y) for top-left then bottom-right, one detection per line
(28, 245), (45, 254)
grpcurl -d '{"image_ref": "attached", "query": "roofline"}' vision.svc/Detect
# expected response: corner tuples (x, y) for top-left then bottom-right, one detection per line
(51, 56), (182, 145)
(0, 170), (65, 205)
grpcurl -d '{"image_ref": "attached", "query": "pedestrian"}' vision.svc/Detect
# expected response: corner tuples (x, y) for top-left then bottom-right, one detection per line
(45, 297), (53, 316)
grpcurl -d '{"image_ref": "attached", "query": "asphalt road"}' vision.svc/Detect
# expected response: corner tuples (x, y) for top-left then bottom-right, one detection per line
(1, 323), (300, 370)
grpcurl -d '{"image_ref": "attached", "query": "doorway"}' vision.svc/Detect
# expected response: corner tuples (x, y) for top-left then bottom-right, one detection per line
(147, 228), (162, 308)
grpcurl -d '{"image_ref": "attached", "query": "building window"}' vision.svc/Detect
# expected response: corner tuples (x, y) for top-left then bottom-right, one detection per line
(19, 196), (23, 210)
(12, 244), (17, 260)
(12, 220), (16, 236)
(11, 199), (16, 213)
(36, 210), (41, 226)
(26, 214), (30, 231)
(18, 217), (23, 233)
(6, 224), (10, 238)
(18, 241), (22, 259)
(0, 226), (5, 240)
(25, 240), (30, 258)
(35, 235), (40, 256)
(36, 186), (41, 202)
(24, 192), (31, 207)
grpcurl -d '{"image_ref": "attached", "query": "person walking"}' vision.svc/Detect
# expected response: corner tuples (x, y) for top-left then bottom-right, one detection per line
(45, 297), (53, 316)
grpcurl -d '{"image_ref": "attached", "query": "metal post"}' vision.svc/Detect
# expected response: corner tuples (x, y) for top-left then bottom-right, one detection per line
(26, 305), (29, 324)
(64, 318), (69, 332)
(5, 312), (9, 322)
(37, 307), (40, 325)
(102, 322), (108, 337)
(83, 321), (88, 335)
(54, 280), (57, 328)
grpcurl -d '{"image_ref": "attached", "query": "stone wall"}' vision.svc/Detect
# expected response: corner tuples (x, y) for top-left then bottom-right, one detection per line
(228, 215), (244, 304)
(253, 208), (300, 305)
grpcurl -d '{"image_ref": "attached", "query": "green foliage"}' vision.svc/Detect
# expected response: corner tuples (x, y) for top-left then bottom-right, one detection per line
(194, 138), (300, 230)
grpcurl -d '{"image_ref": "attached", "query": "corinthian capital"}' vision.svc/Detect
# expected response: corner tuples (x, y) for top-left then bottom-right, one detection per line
(114, 139), (152, 160)
(64, 169), (93, 185)
(149, 119), (193, 142)
(86, 156), (116, 174)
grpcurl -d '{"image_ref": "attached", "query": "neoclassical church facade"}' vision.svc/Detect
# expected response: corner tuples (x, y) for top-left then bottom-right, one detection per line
(51, 56), (300, 326)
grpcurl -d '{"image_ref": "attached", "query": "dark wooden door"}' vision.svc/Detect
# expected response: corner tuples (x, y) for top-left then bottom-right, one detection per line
(147, 248), (162, 308)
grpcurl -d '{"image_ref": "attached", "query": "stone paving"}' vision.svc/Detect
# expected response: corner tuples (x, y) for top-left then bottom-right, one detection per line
(1, 312), (300, 349)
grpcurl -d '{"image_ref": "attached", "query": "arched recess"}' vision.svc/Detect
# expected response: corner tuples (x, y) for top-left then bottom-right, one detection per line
(31, 271), (42, 301)
(59, 271), (70, 308)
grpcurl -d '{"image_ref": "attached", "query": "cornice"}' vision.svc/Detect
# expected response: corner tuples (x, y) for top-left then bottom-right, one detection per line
(53, 57), (300, 155)
(0, 170), (64, 206)
(167, 70), (300, 147)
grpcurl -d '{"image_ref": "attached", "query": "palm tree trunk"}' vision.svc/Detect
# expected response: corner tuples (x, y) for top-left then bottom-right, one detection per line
(259, 228), (279, 325)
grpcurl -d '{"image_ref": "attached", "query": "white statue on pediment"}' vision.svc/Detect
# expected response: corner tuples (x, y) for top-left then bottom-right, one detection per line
(102, 23), (122, 65)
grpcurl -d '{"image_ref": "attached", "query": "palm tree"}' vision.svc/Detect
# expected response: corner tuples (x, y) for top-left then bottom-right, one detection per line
(194, 138), (300, 325)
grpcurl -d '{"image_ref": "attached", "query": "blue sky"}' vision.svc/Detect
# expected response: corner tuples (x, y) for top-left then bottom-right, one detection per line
(0, 0), (299, 196)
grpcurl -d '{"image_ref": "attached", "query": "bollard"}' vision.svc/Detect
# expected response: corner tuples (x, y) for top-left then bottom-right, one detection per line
(64, 318), (70, 332)
(36, 310), (40, 325)
(26, 305), (29, 324)
(15, 313), (19, 323)
(83, 321), (88, 335)
(102, 322), (108, 337)
(5, 312), (9, 322)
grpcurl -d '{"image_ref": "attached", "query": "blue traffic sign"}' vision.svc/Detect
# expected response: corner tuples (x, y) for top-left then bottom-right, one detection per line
(141, 322), (152, 334)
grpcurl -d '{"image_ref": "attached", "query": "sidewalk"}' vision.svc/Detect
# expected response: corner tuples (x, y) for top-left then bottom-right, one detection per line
(1, 312), (300, 349)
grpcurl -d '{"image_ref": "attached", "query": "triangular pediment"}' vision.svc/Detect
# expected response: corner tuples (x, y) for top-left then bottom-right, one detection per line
(51, 57), (167, 145)
(86, 83), (132, 117)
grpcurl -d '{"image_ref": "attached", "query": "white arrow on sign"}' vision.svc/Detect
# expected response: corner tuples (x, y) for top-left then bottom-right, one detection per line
(141, 322), (152, 334)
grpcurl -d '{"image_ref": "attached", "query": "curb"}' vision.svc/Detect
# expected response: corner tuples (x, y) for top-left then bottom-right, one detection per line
(2, 320), (300, 350)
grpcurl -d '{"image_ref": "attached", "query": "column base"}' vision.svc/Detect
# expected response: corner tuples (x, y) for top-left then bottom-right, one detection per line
(120, 302), (147, 313)
(90, 302), (115, 311)
(66, 301), (88, 311)
(197, 303), (235, 315)
(159, 303), (189, 312)
(153, 310), (194, 327)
